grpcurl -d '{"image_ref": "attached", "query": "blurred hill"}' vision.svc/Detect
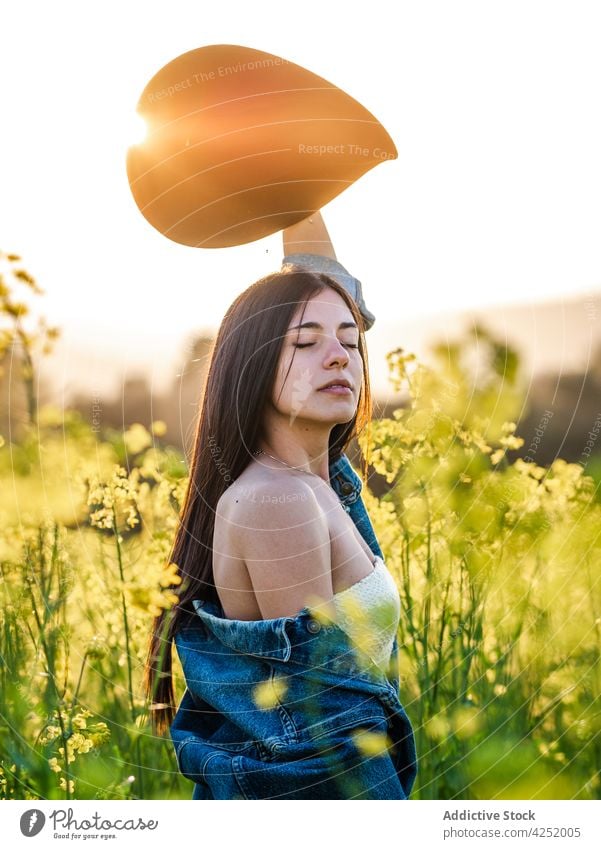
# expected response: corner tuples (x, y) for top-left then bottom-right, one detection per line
(2, 292), (600, 492)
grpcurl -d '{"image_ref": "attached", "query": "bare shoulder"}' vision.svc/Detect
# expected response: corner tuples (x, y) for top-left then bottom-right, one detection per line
(214, 467), (322, 552)
(227, 470), (321, 524)
(219, 469), (333, 619)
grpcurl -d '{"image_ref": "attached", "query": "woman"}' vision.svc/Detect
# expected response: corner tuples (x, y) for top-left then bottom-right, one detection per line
(144, 215), (417, 799)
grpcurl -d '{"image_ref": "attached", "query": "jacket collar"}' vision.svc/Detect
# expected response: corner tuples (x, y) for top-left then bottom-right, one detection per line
(192, 598), (295, 661)
(190, 598), (394, 688)
(328, 453), (362, 505)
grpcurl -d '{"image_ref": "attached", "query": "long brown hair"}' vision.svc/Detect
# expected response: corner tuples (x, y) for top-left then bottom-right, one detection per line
(144, 267), (374, 734)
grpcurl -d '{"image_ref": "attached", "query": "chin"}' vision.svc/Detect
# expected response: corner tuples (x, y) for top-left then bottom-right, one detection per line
(286, 407), (355, 427)
(284, 394), (357, 423)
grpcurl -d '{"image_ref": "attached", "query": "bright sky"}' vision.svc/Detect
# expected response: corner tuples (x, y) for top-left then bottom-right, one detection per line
(1, 1), (600, 398)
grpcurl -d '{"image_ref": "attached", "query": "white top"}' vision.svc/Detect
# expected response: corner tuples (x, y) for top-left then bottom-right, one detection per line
(332, 555), (401, 672)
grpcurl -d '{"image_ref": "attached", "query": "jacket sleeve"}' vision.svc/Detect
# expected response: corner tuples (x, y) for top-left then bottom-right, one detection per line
(281, 252), (376, 331)
(170, 689), (225, 750)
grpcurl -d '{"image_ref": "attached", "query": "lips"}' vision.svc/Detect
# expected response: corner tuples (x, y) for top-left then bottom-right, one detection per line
(318, 382), (353, 396)
(318, 378), (353, 390)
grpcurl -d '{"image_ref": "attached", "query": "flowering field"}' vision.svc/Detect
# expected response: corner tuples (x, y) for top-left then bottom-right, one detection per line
(1, 328), (600, 800)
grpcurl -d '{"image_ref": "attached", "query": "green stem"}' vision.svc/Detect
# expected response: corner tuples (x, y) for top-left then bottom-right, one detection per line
(112, 506), (135, 721)
(15, 324), (37, 426)
(64, 652), (89, 745)
(55, 705), (71, 801)
(111, 504), (145, 797)
(25, 577), (71, 800)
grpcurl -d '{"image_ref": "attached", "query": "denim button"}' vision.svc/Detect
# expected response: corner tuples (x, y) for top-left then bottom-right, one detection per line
(340, 482), (354, 495)
(306, 619), (321, 634)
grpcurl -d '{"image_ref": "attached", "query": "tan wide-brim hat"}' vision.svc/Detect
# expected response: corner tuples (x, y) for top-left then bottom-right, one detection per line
(126, 44), (397, 248)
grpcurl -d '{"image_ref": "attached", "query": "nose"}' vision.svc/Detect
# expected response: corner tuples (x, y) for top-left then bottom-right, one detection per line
(323, 337), (350, 367)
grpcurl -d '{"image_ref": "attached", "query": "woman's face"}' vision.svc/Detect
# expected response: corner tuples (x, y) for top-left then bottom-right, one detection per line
(271, 287), (364, 426)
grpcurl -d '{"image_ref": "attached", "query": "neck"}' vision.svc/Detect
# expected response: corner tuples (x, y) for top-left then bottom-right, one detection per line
(256, 426), (332, 482)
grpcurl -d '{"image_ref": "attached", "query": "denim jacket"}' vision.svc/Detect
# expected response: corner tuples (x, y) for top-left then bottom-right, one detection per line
(170, 452), (418, 799)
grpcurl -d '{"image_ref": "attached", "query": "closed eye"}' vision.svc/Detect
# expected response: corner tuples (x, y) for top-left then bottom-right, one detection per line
(294, 343), (358, 349)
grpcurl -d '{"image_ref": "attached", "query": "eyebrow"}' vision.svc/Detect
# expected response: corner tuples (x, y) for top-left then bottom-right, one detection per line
(288, 321), (359, 331)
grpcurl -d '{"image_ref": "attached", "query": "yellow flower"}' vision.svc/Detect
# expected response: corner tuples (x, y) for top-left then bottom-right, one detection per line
(58, 744), (76, 765)
(252, 675), (288, 710)
(123, 423), (152, 455)
(48, 757), (61, 773)
(490, 448), (505, 464)
(351, 728), (391, 757)
(425, 714), (451, 741)
(501, 435), (524, 450)
(89, 721), (110, 747)
(59, 777), (75, 793)
(158, 562), (182, 588)
(151, 420), (167, 437)
(42, 725), (61, 742)
(304, 599), (336, 628)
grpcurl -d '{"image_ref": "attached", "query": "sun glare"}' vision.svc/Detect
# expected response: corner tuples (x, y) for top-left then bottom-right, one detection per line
(127, 112), (148, 148)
